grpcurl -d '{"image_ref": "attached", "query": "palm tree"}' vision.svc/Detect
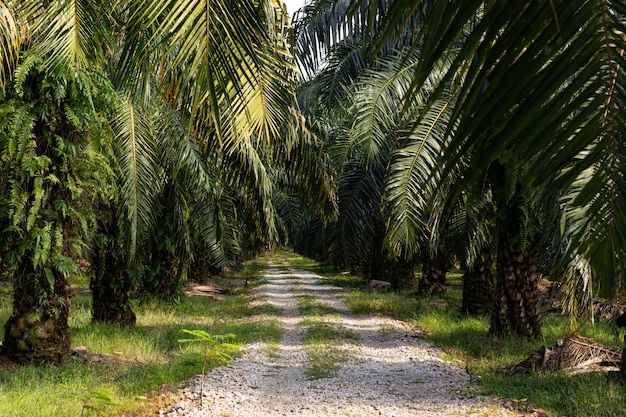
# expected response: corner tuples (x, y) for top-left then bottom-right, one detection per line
(372, 0), (626, 337)
(294, 0), (626, 338)
(292, 1), (459, 289)
(0, 0), (300, 361)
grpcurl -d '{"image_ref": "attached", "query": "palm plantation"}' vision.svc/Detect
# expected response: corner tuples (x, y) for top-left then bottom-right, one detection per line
(0, 0), (305, 361)
(0, 0), (625, 411)
(292, 0), (626, 339)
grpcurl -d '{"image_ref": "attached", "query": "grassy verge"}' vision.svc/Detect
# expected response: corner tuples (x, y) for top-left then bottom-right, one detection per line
(0, 256), (281, 417)
(281, 250), (626, 417)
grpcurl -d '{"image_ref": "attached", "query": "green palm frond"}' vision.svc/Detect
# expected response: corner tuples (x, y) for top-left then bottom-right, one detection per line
(123, 0), (296, 150)
(277, 108), (338, 220)
(316, 37), (365, 107)
(384, 91), (454, 258)
(114, 95), (161, 261)
(375, 0), (626, 294)
(154, 100), (242, 267)
(21, 0), (110, 69)
(332, 157), (386, 265)
(0, 1), (21, 90)
(293, 0), (398, 76)
(221, 136), (277, 242)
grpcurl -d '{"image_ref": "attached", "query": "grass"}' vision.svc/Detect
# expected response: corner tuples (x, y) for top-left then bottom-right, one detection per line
(298, 316), (358, 379)
(296, 293), (339, 316)
(0, 256), (282, 417)
(282, 251), (626, 417)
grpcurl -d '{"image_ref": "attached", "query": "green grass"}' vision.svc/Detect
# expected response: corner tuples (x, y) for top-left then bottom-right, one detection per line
(296, 293), (339, 316)
(285, 252), (626, 417)
(298, 317), (358, 379)
(343, 290), (423, 321)
(0, 256), (282, 417)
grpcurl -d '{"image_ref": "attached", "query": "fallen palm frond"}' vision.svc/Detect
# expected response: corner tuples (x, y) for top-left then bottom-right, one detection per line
(503, 335), (622, 376)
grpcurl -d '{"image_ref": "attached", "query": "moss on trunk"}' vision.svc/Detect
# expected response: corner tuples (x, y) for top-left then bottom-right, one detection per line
(3, 262), (71, 363)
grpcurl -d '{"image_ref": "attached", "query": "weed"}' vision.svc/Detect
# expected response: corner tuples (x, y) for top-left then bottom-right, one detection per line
(296, 294), (339, 316)
(298, 317), (358, 379)
(60, 384), (119, 417)
(178, 330), (238, 406)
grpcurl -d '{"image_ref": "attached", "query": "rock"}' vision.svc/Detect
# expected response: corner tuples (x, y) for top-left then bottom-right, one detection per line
(368, 280), (392, 291)
(72, 346), (87, 356)
(88, 354), (103, 362)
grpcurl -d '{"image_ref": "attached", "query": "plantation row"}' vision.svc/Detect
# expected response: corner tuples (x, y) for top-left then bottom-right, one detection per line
(1, 0), (626, 373)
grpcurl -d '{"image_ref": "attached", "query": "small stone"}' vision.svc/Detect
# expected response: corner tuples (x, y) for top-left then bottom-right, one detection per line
(72, 346), (87, 356)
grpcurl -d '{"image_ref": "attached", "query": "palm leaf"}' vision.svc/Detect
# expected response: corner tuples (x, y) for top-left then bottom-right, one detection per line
(114, 95), (161, 261)
(0, 1), (21, 90)
(378, 0), (626, 294)
(21, 0), (109, 69)
(123, 0), (296, 150)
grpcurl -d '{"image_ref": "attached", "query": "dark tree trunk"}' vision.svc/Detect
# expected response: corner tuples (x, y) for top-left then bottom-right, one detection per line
(362, 231), (385, 282)
(3, 261), (71, 363)
(461, 248), (495, 315)
(90, 204), (136, 325)
(418, 251), (448, 296)
(149, 249), (184, 300)
(488, 162), (542, 339)
(384, 257), (416, 290)
(489, 233), (542, 338)
(189, 255), (222, 283)
(91, 244), (136, 325)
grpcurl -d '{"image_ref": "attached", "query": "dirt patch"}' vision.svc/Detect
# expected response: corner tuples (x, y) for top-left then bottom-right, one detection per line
(0, 354), (20, 371)
(184, 283), (232, 297)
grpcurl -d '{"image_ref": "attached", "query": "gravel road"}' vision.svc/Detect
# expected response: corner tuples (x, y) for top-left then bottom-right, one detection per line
(161, 263), (514, 417)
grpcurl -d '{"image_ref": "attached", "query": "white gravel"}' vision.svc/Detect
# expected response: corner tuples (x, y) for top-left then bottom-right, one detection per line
(161, 264), (514, 417)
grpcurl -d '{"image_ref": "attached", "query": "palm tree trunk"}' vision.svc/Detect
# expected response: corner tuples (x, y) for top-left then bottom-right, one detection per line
(3, 260), (71, 363)
(385, 257), (416, 290)
(90, 204), (136, 325)
(150, 249), (184, 300)
(91, 244), (136, 325)
(418, 251), (448, 296)
(488, 163), (542, 338)
(362, 231), (385, 282)
(490, 232), (542, 338)
(461, 248), (494, 315)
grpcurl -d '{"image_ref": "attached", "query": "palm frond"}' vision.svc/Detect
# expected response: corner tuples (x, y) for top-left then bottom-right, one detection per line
(114, 95), (161, 261)
(123, 0), (296, 150)
(332, 156), (386, 265)
(22, 0), (109, 69)
(376, 0), (626, 293)
(384, 90), (455, 258)
(0, 1), (21, 90)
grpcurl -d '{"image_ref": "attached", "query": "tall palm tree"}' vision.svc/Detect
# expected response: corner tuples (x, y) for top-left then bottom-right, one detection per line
(294, 0), (625, 338)
(373, 0), (626, 337)
(0, 0), (301, 361)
